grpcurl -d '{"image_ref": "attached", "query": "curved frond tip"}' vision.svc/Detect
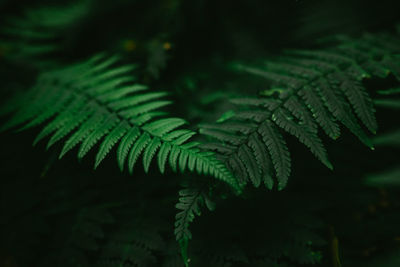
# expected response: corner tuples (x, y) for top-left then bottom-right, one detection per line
(2, 54), (242, 194)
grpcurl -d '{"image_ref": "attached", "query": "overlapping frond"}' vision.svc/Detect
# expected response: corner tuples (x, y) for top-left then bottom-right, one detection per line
(1, 54), (241, 193)
(201, 31), (400, 190)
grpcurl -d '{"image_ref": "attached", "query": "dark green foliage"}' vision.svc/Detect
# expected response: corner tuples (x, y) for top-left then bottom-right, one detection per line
(201, 31), (400, 190)
(0, 0), (90, 67)
(1, 54), (241, 193)
(1, 0), (400, 267)
(365, 89), (400, 187)
(174, 184), (215, 266)
(184, 191), (327, 267)
(97, 218), (166, 267)
(44, 204), (116, 267)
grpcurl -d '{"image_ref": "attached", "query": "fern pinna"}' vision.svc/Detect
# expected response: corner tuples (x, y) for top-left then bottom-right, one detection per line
(1, 54), (241, 193)
(200, 31), (400, 190)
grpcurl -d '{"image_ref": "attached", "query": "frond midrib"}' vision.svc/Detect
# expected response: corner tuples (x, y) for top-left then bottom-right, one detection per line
(213, 58), (371, 160)
(31, 64), (240, 192)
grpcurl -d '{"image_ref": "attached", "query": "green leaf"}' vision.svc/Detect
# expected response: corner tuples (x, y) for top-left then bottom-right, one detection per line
(127, 133), (151, 174)
(258, 121), (291, 190)
(142, 137), (161, 173)
(340, 78), (377, 133)
(298, 86), (340, 139)
(157, 142), (172, 173)
(117, 127), (140, 171)
(59, 112), (106, 159)
(272, 108), (332, 170)
(142, 118), (187, 137)
(95, 121), (129, 169)
(78, 114), (119, 159)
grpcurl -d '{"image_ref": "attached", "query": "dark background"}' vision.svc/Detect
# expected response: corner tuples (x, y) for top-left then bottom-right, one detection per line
(0, 0), (400, 266)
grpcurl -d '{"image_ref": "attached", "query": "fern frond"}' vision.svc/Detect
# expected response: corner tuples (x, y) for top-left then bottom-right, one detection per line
(1, 54), (242, 193)
(201, 31), (400, 189)
(174, 185), (215, 267)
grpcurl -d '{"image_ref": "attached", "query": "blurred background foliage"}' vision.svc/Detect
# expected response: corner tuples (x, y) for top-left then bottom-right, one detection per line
(0, 0), (400, 266)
